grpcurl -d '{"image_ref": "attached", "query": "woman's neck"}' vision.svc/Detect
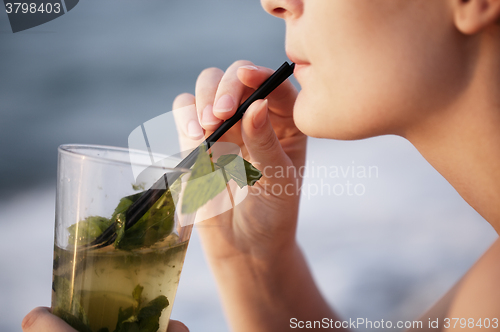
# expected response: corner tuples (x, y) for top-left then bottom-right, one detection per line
(407, 28), (500, 234)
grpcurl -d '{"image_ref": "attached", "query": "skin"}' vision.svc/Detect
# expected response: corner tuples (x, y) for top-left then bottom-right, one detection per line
(25, 0), (500, 331)
(21, 307), (190, 332)
(184, 0), (499, 330)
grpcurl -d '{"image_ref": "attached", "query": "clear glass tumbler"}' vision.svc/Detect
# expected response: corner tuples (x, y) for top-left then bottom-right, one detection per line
(51, 144), (194, 332)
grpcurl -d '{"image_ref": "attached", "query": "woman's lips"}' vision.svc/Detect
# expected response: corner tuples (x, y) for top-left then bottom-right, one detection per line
(293, 63), (310, 82)
(293, 63), (309, 72)
(287, 51), (310, 82)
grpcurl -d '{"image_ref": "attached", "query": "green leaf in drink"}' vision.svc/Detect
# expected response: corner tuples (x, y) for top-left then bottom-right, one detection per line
(66, 144), (262, 251)
(216, 154), (262, 187)
(181, 145), (263, 214)
(181, 145), (228, 214)
(67, 216), (113, 246)
(114, 190), (176, 251)
(132, 284), (144, 310)
(113, 285), (169, 332)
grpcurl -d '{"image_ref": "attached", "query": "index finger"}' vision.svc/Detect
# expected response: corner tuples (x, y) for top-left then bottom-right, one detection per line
(172, 93), (205, 153)
(213, 62), (298, 120)
(236, 64), (298, 118)
(211, 60), (258, 120)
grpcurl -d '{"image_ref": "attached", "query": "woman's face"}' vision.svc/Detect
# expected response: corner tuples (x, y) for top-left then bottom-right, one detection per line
(261, 0), (471, 140)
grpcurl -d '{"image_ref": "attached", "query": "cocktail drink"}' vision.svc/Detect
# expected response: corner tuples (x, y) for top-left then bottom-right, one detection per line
(51, 145), (194, 332)
(51, 143), (262, 332)
(52, 238), (189, 332)
(52, 239), (189, 332)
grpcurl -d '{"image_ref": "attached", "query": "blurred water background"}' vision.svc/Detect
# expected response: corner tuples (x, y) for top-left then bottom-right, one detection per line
(0, 1), (497, 331)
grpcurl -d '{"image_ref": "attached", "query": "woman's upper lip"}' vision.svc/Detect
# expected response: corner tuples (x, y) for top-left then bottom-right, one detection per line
(286, 52), (310, 65)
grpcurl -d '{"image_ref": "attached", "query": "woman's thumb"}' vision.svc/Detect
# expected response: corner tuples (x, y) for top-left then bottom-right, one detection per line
(167, 320), (190, 332)
(241, 99), (292, 187)
(22, 307), (78, 332)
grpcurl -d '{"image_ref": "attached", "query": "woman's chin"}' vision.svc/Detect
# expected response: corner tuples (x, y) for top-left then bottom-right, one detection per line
(292, 92), (387, 141)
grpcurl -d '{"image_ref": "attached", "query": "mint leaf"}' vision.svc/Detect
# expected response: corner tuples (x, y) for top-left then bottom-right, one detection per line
(66, 193), (142, 248)
(114, 213), (126, 248)
(132, 284), (143, 305)
(114, 306), (135, 332)
(181, 145), (227, 214)
(52, 275), (72, 309)
(181, 147), (263, 214)
(68, 216), (113, 246)
(137, 296), (169, 319)
(132, 284), (143, 311)
(114, 190), (176, 251)
(169, 172), (184, 207)
(132, 183), (145, 191)
(137, 296), (169, 332)
(240, 157), (262, 186)
(111, 193), (143, 221)
(113, 286), (168, 332)
(216, 154), (262, 188)
(66, 183), (176, 251)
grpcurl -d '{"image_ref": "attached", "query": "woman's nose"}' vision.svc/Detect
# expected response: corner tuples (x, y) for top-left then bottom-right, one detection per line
(260, 0), (303, 20)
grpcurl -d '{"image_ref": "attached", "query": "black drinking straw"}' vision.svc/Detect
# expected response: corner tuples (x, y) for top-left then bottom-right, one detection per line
(89, 61), (295, 248)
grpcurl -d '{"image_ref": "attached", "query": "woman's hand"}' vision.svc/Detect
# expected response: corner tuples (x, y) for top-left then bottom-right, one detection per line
(22, 308), (77, 332)
(171, 61), (335, 332)
(22, 307), (189, 332)
(173, 60), (306, 264)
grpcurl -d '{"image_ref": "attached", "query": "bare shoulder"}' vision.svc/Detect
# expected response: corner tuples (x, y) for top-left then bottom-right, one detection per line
(407, 238), (500, 332)
(445, 237), (500, 325)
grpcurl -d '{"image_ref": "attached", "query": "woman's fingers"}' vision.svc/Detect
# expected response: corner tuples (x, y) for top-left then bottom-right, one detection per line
(22, 307), (77, 332)
(193, 61), (298, 133)
(211, 60), (256, 120)
(195, 67), (224, 131)
(172, 93), (205, 153)
(241, 99), (295, 189)
(237, 64), (298, 118)
(167, 320), (190, 332)
(177, 60), (299, 164)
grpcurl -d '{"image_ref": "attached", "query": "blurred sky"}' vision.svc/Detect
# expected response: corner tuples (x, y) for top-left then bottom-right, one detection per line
(0, 1), (497, 332)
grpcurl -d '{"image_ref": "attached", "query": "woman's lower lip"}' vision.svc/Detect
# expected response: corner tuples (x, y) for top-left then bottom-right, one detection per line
(293, 63), (310, 81)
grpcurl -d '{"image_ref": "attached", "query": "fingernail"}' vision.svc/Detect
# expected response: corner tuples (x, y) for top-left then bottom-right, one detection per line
(239, 65), (259, 71)
(187, 119), (203, 139)
(214, 94), (235, 113)
(202, 105), (221, 126)
(253, 100), (268, 129)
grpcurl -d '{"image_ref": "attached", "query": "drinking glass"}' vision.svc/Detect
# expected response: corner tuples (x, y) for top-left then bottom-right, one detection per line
(51, 144), (194, 332)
